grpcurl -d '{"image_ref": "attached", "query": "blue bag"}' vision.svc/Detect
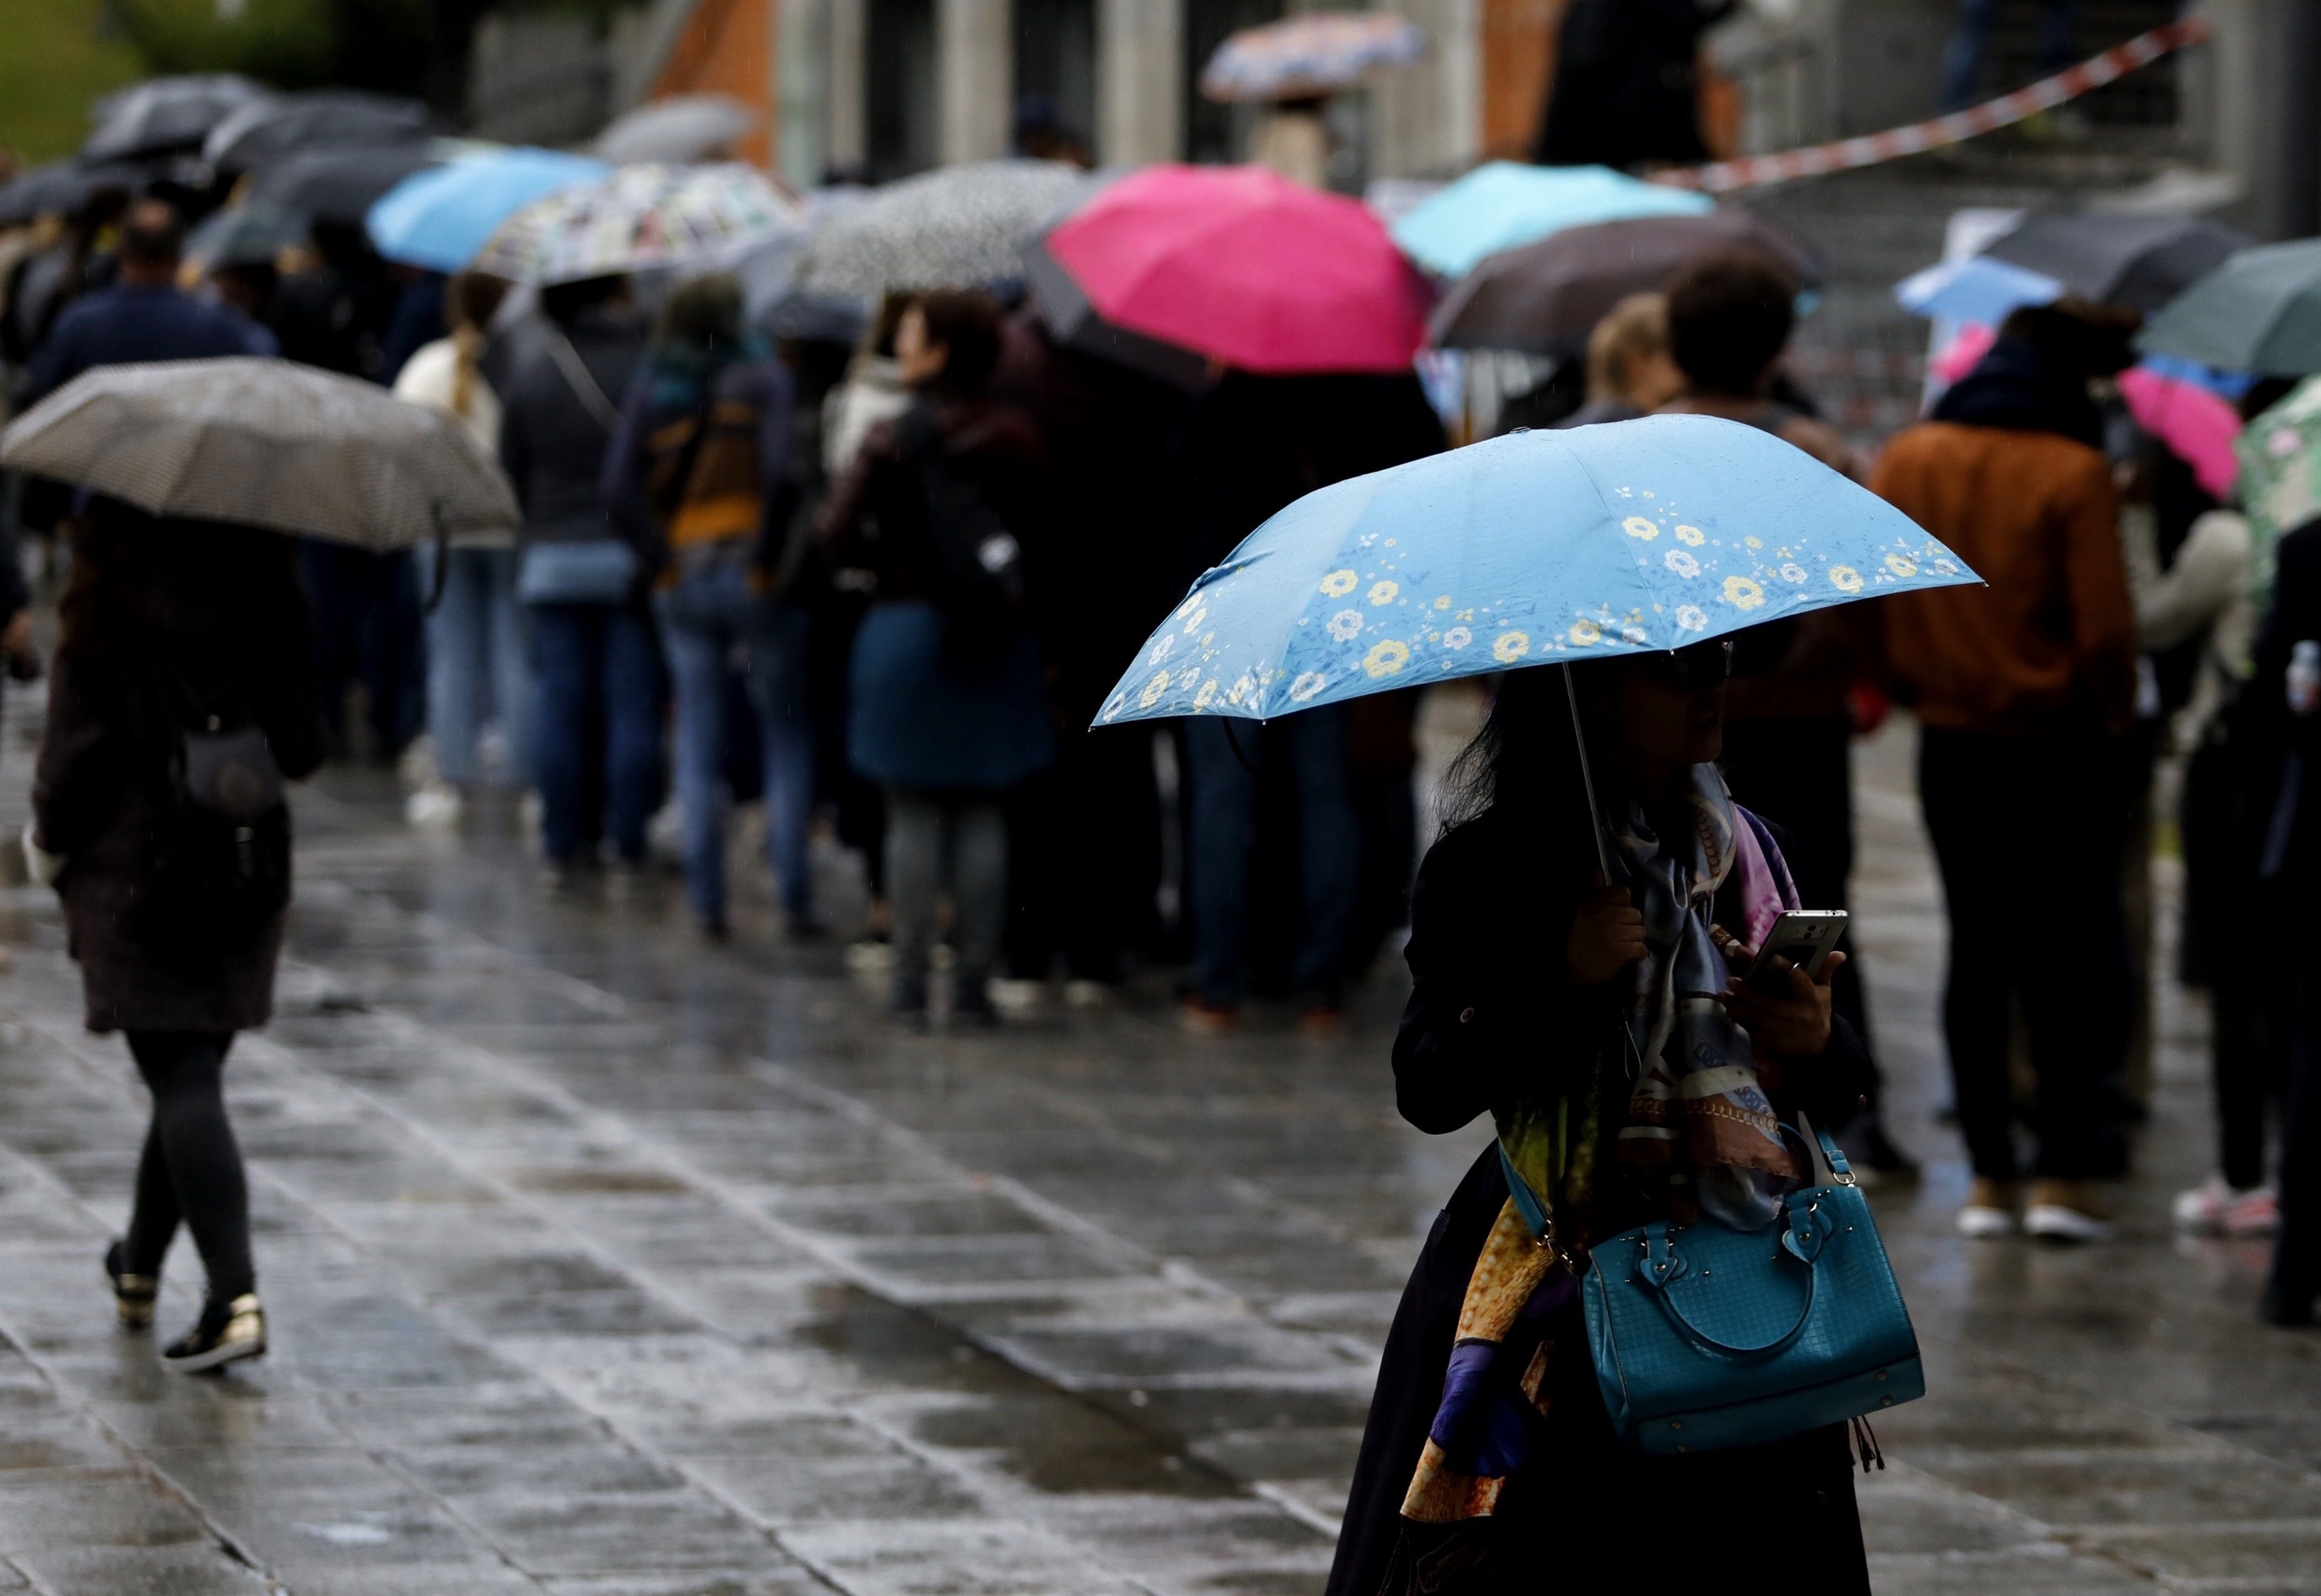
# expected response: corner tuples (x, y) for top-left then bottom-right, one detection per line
(518, 540), (639, 606)
(1579, 1125), (1923, 1455)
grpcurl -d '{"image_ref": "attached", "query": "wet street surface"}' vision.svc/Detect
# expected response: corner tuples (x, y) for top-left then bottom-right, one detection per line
(0, 717), (2317, 1595)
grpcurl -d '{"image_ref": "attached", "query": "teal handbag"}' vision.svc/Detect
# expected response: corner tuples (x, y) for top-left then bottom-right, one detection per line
(1577, 1125), (1924, 1456)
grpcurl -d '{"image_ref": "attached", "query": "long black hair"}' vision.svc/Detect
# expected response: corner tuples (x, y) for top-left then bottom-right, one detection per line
(1439, 662), (1607, 837)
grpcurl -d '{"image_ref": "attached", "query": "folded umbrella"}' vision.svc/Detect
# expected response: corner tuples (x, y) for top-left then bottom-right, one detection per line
(83, 75), (265, 161)
(792, 159), (1086, 300)
(0, 358), (517, 551)
(1433, 211), (1822, 354)
(202, 90), (430, 174)
(1893, 254), (2062, 326)
(1096, 415), (1976, 726)
(473, 162), (802, 285)
(1390, 161), (1713, 281)
(250, 142), (445, 228)
(1981, 213), (2250, 314)
(1199, 12), (1426, 102)
(1040, 164), (1429, 376)
(2137, 238), (2321, 377)
(593, 95), (755, 163)
(366, 147), (609, 272)
(2119, 364), (2241, 499)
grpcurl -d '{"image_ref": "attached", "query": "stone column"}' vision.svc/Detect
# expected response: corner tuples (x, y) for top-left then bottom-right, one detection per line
(777, 0), (824, 190)
(939, 0), (1015, 163)
(1371, 0), (1483, 178)
(826, 0), (869, 171)
(1098, 0), (1184, 164)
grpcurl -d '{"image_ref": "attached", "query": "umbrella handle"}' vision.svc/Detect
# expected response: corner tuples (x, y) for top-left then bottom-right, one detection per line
(1562, 662), (1614, 885)
(1222, 716), (1259, 778)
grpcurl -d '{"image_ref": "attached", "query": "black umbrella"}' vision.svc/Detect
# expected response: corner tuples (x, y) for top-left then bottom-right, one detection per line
(1428, 210), (1825, 355)
(0, 157), (153, 228)
(202, 91), (430, 174)
(185, 203), (309, 270)
(1021, 237), (1209, 391)
(82, 75), (265, 162)
(1981, 213), (2251, 314)
(248, 144), (443, 228)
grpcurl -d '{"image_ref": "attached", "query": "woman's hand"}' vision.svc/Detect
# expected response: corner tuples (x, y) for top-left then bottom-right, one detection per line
(1716, 944), (1843, 1056)
(1568, 886), (1647, 988)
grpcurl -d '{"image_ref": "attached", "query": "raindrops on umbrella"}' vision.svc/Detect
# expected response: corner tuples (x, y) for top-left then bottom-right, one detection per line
(792, 160), (1086, 301)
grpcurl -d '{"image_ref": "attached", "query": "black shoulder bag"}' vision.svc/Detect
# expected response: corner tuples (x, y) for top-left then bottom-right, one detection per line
(140, 671), (292, 944)
(898, 407), (1027, 661)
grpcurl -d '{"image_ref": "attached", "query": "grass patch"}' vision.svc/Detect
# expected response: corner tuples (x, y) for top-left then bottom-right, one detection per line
(0, 0), (146, 164)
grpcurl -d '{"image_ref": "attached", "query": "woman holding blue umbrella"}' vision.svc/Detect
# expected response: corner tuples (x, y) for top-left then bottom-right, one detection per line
(1093, 416), (1971, 1596)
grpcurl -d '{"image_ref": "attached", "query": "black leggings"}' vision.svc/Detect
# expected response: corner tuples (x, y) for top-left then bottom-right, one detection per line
(121, 1031), (254, 1306)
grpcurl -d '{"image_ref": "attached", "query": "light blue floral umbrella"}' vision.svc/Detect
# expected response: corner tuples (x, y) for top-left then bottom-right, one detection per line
(1095, 415), (1978, 729)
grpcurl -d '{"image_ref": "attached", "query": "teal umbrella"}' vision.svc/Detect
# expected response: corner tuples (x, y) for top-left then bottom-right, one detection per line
(1095, 415), (1975, 728)
(1389, 161), (1713, 280)
(2137, 238), (2321, 377)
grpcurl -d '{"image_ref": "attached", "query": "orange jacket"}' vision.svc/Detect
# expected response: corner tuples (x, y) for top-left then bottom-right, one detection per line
(1871, 422), (2137, 738)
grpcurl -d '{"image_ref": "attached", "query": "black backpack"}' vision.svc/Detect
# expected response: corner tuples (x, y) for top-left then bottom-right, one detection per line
(897, 407), (1027, 659)
(139, 674), (291, 943)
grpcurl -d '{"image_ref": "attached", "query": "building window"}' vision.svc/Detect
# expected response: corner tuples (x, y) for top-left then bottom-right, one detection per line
(869, 0), (938, 179)
(1184, 0), (1286, 164)
(1016, 0), (1098, 162)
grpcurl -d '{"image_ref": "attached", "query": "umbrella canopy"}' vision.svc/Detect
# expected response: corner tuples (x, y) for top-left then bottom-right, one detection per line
(1981, 213), (2250, 314)
(1095, 415), (1975, 726)
(83, 75), (265, 161)
(792, 159), (1085, 299)
(593, 95), (755, 163)
(366, 147), (609, 272)
(1390, 161), (1713, 281)
(2137, 238), (2321, 377)
(1022, 238), (1210, 390)
(0, 358), (516, 551)
(1893, 253), (2062, 325)
(1199, 12), (1426, 102)
(0, 157), (160, 228)
(2119, 364), (2241, 499)
(1431, 211), (1822, 354)
(184, 202), (308, 272)
(1041, 164), (1428, 376)
(250, 142), (445, 228)
(473, 162), (802, 286)
(2236, 378), (2321, 557)
(730, 186), (874, 345)
(201, 90), (430, 174)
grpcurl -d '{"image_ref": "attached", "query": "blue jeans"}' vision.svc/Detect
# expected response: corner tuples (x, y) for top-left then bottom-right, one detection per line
(1184, 708), (1358, 1007)
(1940, 0), (2076, 110)
(528, 601), (661, 864)
(418, 544), (530, 789)
(657, 564), (815, 925)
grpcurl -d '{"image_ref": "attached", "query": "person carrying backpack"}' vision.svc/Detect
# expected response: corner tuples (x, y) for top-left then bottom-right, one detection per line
(26, 500), (324, 1371)
(817, 290), (1053, 1023)
(606, 274), (813, 942)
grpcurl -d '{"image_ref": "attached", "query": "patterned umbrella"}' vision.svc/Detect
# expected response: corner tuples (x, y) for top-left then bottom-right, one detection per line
(2237, 378), (2321, 570)
(1200, 13), (1426, 102)
(366, 147), (610, 273)
(792, 159), (1085, 300)
(0, 358), (517, 551)
(474, 162), (802, 286)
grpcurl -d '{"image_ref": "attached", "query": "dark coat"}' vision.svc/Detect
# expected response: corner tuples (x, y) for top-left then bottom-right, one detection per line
(499, 306), (648, 548)
(1326, 804), (1876, 1596)
(21, 282), (276, 409)
(33, 524), (324, 1036)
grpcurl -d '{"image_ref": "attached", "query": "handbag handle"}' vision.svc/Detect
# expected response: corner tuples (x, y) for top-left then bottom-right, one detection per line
(1636, 1215), (1824, 1359)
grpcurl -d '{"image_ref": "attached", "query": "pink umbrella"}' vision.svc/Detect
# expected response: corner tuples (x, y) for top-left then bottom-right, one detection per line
(2118, 363), (2243, 498)
(1042, 164), (1430, 375)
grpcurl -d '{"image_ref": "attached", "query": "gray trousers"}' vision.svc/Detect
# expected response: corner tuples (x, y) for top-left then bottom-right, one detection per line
(886, 790), (1007, 1006)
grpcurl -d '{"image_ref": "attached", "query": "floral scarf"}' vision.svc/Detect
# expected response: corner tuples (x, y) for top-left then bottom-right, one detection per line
(1400, 767), (1800, 1526)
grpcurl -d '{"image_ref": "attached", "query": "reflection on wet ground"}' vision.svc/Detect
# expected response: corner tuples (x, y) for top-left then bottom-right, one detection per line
(0, 716), (2315, 1594)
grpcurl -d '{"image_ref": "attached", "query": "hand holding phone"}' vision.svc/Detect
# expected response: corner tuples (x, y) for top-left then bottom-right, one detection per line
(1746, 910), (1848, 991)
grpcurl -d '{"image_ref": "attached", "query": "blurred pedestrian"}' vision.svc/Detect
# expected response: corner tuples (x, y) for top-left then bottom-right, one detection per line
(1532, 0), (1736, 171)
(607, 273), (816, 942)
(817, 290), (1053, 1023)
(499, 274), (657, 877)
(28, 501), (323, 1371)
(1248, 95), (1332, 188)
(395, 269), (529, 827)
(1554, 291), (1682, 429)
(1328, 646), (1874, 1596)
(19, 199), (273, 410)
(1177, 372), (1444, 1030)
(1873, 300), (2141, 1242)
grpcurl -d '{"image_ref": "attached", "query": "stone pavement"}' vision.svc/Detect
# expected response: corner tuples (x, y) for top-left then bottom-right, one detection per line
(0, 712), (2318, 1595)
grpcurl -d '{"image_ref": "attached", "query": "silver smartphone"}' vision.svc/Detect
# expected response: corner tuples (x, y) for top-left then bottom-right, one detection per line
(1747, 909), (1849, 988)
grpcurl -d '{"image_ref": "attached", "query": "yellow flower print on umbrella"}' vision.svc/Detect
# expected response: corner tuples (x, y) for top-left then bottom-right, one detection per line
(1369, 579), (1399, 606)
(1623, 516), (1659, 541)
(1494, 630), (1531, 662)
(1829, 565), (1864, 593)
(1364, 639), (1410, 677)
(1884, 553), (1918, 578)
(1722, 575), (1765, 610)
(1194, 678), (1219, 708)
(1675, 524), (1705, 546)
(1139, 671), (1171, 708)
(1319, 568), (1357, 597)
(1568, 619), (1602, 645)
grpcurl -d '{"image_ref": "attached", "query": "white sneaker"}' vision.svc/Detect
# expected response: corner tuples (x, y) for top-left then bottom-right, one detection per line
(1957, 1203), (2019, 1238)
(405, 782), (464, 828)
(1063, 978), (1112, 1010)
(2177, 1176), (2281, 1237)
(987, 977), (1045, 1017)
(2024, 1180), (2113, 1243)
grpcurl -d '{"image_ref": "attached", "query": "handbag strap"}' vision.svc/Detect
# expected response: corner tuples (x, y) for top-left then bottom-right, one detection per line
(546, 327), (623, 434)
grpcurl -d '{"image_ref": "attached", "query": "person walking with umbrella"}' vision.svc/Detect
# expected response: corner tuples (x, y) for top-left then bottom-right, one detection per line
(27, 501), (324, 1370)
(606, 273), (818, 942)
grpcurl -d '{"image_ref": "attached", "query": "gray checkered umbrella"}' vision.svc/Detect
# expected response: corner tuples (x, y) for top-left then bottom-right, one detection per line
(0, 358), (518, 551)
(792, 159), (1086, 300)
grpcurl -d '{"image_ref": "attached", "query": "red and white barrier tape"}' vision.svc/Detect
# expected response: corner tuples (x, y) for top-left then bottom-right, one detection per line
(1657, 17), (2209, 194)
